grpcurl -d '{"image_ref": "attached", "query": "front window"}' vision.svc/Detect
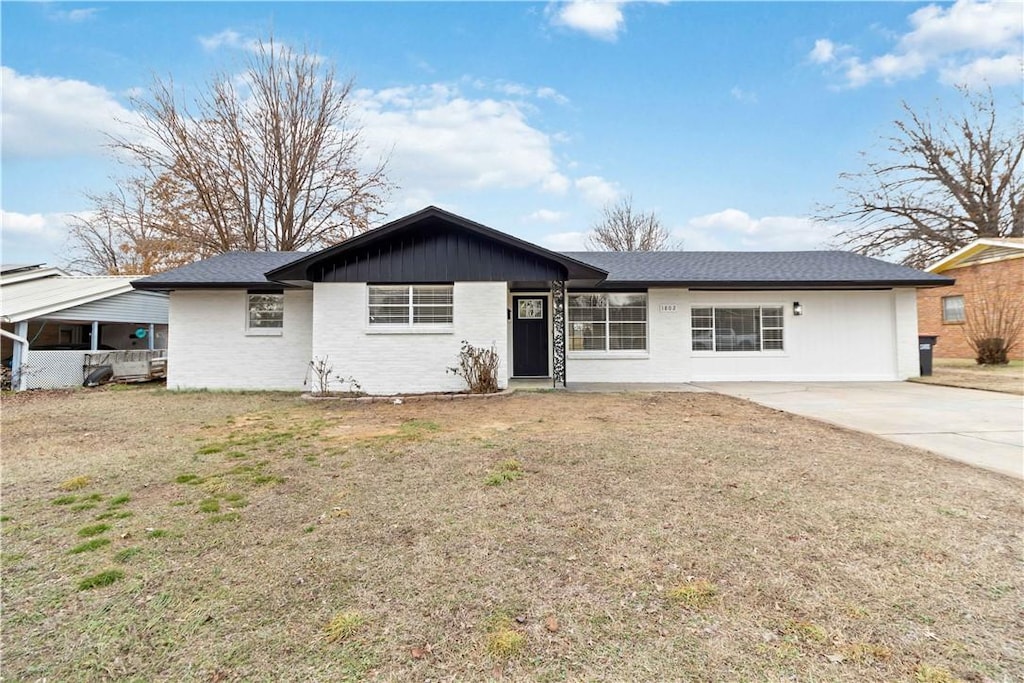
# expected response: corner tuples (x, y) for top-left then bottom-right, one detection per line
(368, 285), (453, 326)
(568, 292), (647, 351)
(942, 295), (965, 323)
(247, 293), (284, 329)
(691, 306), (784, 352)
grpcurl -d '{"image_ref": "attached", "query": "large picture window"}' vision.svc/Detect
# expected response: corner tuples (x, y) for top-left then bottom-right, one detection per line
(568, 293), (647, 351)
(691, 306), (783, 352)
(368, 285), (453, 326)
(247, 292), (284, 330)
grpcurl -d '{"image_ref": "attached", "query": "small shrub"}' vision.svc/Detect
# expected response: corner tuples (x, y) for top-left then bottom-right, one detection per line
(69, 538), (111, 554)
(77, 523), (110, 538)
(325, 611), (365, 643)
(78, 569), (123, 591)
(60, 476), (91, 492)
(667, 579), (719, 610)
(974, 337), (1009, 365)
(306, 356), (361, 396)
(447, 340), (501, 394)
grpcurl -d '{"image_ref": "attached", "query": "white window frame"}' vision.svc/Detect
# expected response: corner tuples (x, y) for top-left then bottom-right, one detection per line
(367, 284), (454, 333)
(941, 295), (965, 323)
(245, 292), (284, 336)
(691, 305), (785, 353)
(568, 292), (648, 355)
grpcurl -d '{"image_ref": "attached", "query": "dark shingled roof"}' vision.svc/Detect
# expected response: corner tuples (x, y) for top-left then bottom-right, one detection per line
(133, 246), (953, 290)
(561, 251), (953, 288)
(133, 251), (309, 290)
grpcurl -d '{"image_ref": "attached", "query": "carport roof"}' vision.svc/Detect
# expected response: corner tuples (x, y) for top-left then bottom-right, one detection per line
(0, 273), (143, 323)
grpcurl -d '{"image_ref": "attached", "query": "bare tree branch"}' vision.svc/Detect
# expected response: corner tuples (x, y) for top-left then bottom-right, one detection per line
(817, 88), (1022, 268)
(67, 38), (393, 273)
(587, 196), (674, 251)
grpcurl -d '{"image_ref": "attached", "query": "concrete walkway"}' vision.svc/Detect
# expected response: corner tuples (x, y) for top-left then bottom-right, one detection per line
(697, 381), (1024, 479)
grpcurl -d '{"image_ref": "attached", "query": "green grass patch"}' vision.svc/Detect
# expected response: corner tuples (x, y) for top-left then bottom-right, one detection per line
(484, 615), (526, 658)
(114, 547), (142, 563)
(485, 458), (524, 486)
(0, 515), (10, 522)
(324, 611), (365, 643)
(914, 664), (958, 683)
(251, 474), (284, 485)
(146, 529), (168, 539)
(52, 495), (77, 506)
(209, 512), (241, 524)
(78, 569), (124, 591)
(77, 523), (110, 538)
(781, 620), (829, 645)
(198, 498), (221, 513)
(107, 494), (130, 507)
(667, 579), (719, 610)
(196, 444), (225, 455)
(225, 450), (249, 459)
(69, 538), (111, 554)
(70, 502), (98, 511)
(174, 474), (203, 484)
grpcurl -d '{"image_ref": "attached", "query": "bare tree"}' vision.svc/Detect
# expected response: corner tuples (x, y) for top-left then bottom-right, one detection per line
(70, 37), (391, 272)
(965, 274), (1023, 365)
(819, 89), (1022, 268)
(67, 176), (198, 275)
(587, 196), (673, 251)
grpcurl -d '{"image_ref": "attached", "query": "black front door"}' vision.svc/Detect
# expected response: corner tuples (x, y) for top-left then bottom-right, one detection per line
(512, 296), (548, 377)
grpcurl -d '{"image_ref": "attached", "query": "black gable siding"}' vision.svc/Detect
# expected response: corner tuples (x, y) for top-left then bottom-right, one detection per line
(312, 222), (567, 283)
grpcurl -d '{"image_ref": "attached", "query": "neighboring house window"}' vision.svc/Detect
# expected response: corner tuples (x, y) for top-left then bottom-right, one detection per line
(942, 295), (965, 323)
(368, 285), (454, 326)
(691, 306), (784, 352)
(568, 293), (648, 351)
(247, 292), (284, 329)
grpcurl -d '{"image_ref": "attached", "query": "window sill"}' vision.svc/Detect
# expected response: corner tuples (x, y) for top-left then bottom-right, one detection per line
(245, 328), (284, 337)
(941, 321), (965, 325)
(568, 351), (649, 360)
(366, 326), (454, 335)
(691, 351), (788, 358)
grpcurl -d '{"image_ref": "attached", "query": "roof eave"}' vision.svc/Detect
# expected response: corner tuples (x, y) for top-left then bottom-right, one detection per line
(595, 278), (955, 289)
(132, 280), (302, 292)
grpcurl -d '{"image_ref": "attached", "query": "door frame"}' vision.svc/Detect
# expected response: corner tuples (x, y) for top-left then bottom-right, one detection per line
(508, 291), (552, 378)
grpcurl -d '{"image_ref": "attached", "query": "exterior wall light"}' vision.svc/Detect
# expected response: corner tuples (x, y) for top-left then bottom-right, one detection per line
(793, 302), (803, 316)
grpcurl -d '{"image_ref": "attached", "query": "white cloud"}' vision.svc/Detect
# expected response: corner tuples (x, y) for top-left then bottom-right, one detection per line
(199, 29), (261, 52)
(353, 84), (566, 196)
(574, 175), (621, 206)
(811, 0), (1023, 88)
(46, 6), (100, 22)
(0, 210), (75, 263)
(940, 54), (1024, 87)
(674, 209), (831, 251)
(542, 173), (571, 194)
(0, 67), (137, 159)
(809, 38), (837, 64)
(551, 1), (626, 41)
(539, 231), (590, 251)
(730, 86), (758, 104)
(536, 87), (570, 105)
(525, 209), (568, 224)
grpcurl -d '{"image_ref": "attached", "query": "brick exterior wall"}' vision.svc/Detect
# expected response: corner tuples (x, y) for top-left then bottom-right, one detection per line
(917, 257), (1024, 360)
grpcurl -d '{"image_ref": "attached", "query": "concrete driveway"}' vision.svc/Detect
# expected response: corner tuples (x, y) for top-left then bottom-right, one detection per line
(696, 381), (1024, 478)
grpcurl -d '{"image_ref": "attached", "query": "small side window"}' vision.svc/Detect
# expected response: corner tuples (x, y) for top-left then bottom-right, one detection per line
(941, 295), (965, 323)
(247, 292), (284, 330)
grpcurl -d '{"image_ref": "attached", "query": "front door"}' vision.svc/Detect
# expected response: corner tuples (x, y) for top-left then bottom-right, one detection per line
(512, 296), (549, 377)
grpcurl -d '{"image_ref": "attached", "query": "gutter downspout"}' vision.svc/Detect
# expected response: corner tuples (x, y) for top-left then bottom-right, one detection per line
(1, 324), (30, 391)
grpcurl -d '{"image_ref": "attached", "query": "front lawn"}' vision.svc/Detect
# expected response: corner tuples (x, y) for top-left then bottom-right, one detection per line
(2, 388), (1021, 681)
(911, 358), (1024, 395)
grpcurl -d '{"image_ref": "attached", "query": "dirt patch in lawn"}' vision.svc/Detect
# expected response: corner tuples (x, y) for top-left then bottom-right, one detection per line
(912, 359), (1024, 394)
(2, 387), (1021, 681)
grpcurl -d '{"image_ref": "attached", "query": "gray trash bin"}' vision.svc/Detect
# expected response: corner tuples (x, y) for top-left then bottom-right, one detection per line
(919, 335), (938, 376)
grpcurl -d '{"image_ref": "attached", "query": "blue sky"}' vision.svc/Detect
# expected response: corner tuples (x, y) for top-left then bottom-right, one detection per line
(2, 1), (1021, 266)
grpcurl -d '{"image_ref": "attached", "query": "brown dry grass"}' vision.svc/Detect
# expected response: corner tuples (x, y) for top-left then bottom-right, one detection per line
(912, 359), (1024, 394)
(2, 386), (1021, 681)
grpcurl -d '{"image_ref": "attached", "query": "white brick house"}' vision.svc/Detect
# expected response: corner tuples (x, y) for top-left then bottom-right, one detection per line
(133, 206), (952, 393)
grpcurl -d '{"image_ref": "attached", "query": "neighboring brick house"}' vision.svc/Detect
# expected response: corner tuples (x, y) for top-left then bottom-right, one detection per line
(917, 238), (1024, 360)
